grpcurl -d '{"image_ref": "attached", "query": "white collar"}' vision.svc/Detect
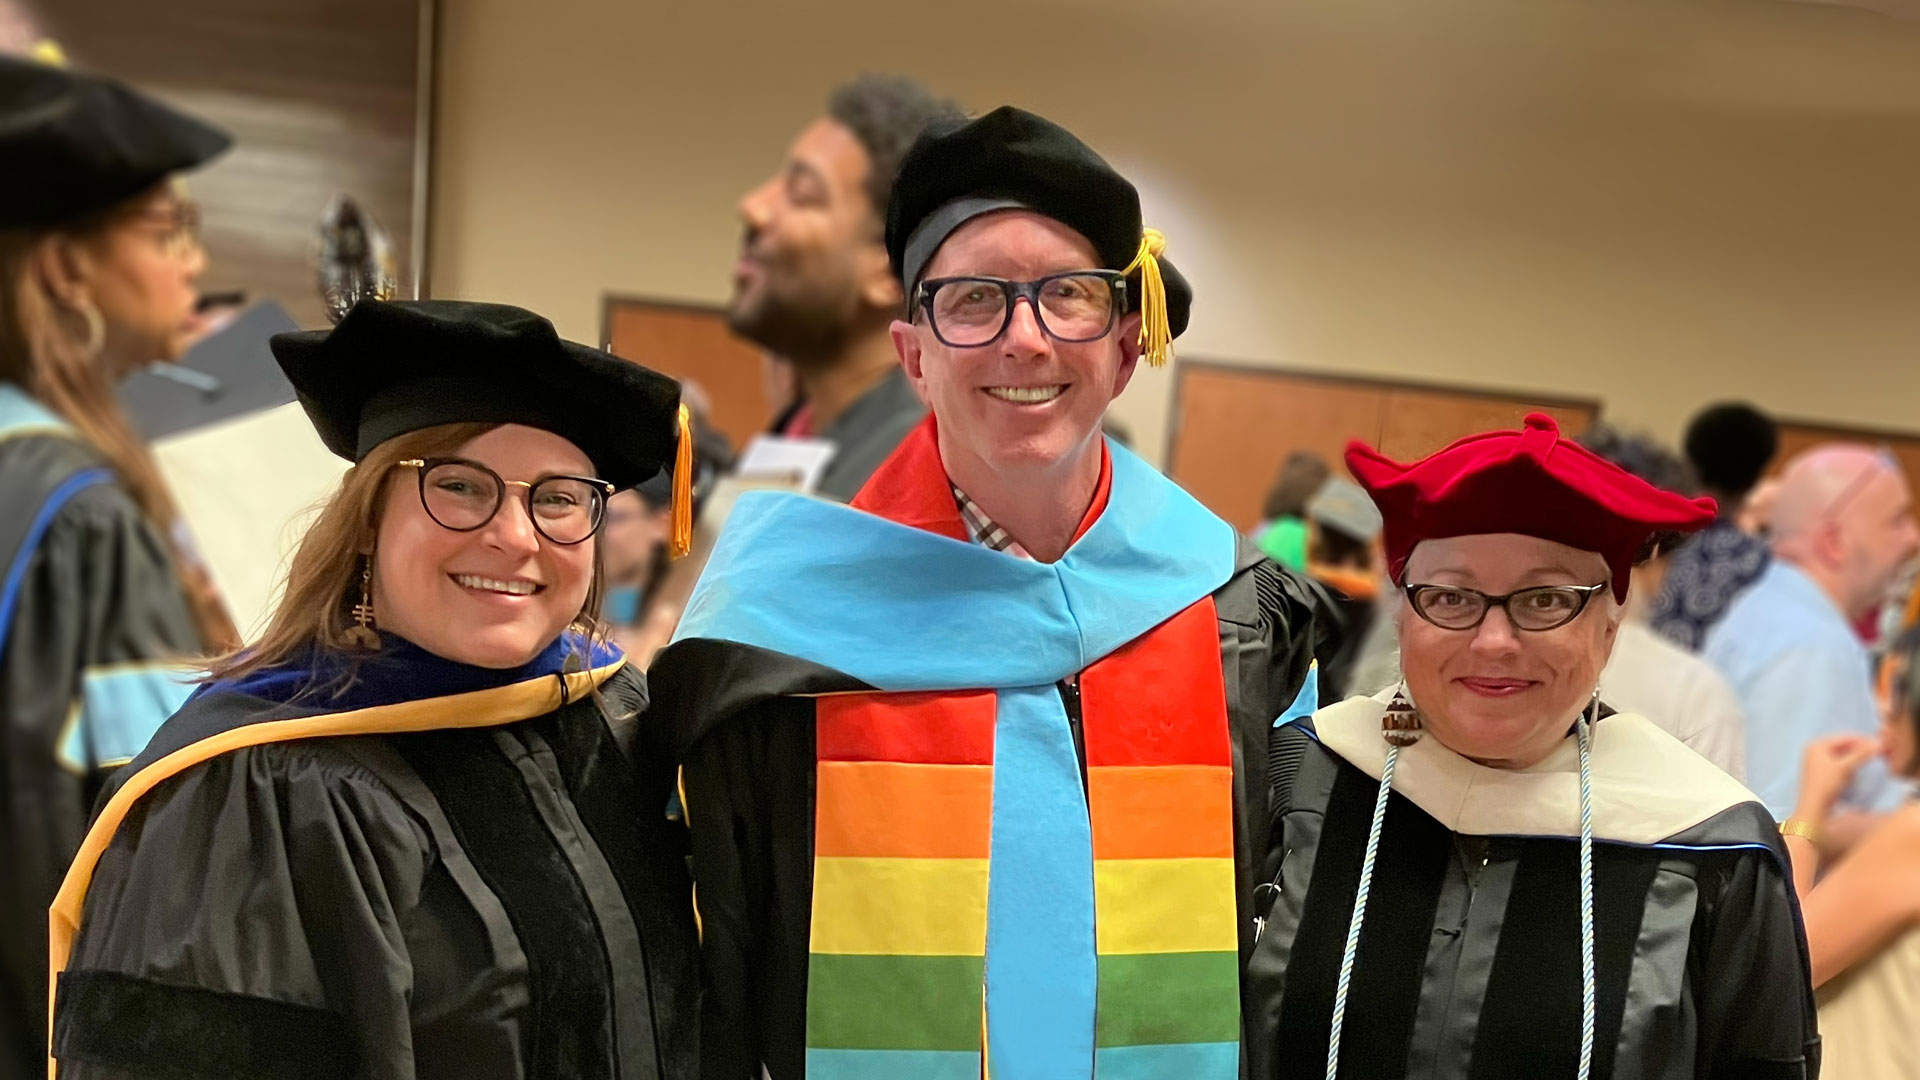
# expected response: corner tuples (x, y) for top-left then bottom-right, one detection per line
(1310, 689), (1759, 844)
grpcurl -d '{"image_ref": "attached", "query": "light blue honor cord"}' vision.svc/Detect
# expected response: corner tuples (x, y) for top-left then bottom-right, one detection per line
(1324, 714), (1598, 1080)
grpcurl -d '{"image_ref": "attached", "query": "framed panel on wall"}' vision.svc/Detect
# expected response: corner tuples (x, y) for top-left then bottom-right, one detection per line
(1167, 361), (1600, 533)
(22, 0), (436, 327)
(602, 296), (777, 454)
(1770, 418), (1920, 486)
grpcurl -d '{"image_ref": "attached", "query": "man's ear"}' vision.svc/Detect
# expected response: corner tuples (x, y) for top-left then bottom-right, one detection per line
(891, 318), (925, 379)
(890, 320), (938, 408)
(31, 234), (95, 309)
(1813, 519), (1848, 571)
(1109, 311), (1144, 400)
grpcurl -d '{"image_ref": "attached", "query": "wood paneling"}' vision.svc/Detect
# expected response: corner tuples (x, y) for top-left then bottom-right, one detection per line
(1771, 420), (1920, 487)
(39, 0), (426, 328)
(604, 298), (771, 452)
(1168, 363), (1599, 532)
(1378, 388), (1592, 461)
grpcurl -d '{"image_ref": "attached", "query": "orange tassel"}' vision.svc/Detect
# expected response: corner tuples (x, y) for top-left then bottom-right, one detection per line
(671, 404), (694, 558)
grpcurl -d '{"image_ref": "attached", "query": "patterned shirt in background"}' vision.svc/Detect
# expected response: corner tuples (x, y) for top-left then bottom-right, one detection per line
(1651, 519), (1771, 651)
(951, 483), (1031, 560)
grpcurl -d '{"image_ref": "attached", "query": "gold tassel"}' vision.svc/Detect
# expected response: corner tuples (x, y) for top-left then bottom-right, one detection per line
(671, 404), (694, 558)
(1120, 227), (1173, 367)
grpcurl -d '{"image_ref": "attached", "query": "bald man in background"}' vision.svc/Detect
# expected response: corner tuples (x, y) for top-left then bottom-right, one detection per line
(1705, 446), (1920, 837)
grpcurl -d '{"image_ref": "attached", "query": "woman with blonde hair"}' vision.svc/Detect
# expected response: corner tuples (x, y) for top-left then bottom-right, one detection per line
(0, 54), (237, 1075)
(46, 300), (700, 1078)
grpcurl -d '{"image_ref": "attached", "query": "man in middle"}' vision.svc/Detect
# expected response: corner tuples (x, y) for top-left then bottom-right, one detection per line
(653, 106), (1340, 1080)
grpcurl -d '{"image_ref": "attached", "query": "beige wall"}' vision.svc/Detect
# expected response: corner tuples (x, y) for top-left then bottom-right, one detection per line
(431, 0), (1920, 467)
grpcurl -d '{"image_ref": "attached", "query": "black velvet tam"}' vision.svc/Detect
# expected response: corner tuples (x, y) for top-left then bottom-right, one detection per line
(271, 300), (681, 491)
(0, 55), (230, 228)
(885, 105), (1191, 338)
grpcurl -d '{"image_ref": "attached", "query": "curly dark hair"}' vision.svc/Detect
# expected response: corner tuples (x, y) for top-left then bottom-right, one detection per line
(1683, 402), (1778, 501)
(828, 74), (966, 223)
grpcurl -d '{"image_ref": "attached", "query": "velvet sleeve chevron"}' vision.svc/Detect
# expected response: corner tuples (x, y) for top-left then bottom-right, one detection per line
(51, 738), (432, 1080)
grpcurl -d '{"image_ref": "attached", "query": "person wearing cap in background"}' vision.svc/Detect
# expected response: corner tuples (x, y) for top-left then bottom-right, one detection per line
(651, 107), (1340, 1080)
(0, 53), (242, 1077)
(1247, 415), (1817, 1080)
(1653, 402), (1780, 651)
(1579, 425), (1748, 780)
(46, 301), (700, 1078)
(1302, 477), (1385, 702)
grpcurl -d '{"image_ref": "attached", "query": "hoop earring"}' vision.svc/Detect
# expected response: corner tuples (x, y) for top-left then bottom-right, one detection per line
(71, 300), (105, 360)
(343, 556), (380, 650)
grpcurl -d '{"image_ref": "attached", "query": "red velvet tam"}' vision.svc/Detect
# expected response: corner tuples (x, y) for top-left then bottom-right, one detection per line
(1345, 413), (1717, 603)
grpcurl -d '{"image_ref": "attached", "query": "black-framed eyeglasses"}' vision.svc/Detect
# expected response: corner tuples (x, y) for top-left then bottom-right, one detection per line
(1404, 582), (1610, 632)
(913, 271), (1129, 349)
(397, 458), (614, 546)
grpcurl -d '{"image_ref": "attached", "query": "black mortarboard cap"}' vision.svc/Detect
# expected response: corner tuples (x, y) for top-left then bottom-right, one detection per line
(885, 106), (1191, 364)
(0, 54), (231, 229)
(270, 300), (682, 494)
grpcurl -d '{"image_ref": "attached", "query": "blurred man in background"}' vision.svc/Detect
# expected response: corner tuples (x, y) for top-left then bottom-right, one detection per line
(728, 74), (963, 500)
(1654, 401), (1779, 650)
(1707, 445), (1920, 832)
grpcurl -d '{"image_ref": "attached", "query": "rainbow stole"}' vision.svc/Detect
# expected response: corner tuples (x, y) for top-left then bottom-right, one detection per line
(805, 599), (1241, 1080)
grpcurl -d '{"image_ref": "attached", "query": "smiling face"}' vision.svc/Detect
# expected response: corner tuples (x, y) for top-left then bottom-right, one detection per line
(371, 424), (599, 668)
(1397, 533), (1622, 768)
(891, 210), (1141, 486)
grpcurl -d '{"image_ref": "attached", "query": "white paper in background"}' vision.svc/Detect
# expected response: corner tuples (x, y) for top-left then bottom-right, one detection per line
(154, 401), (349, 639)
(733, 435), (837, 493)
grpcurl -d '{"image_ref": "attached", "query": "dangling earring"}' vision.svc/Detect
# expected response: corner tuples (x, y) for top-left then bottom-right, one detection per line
(1382, 682), (1424, 747)
(343, 557), (380, 650)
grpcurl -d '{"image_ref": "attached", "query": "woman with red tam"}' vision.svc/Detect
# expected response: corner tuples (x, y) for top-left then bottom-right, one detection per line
(1244, 415), (1821, 1080)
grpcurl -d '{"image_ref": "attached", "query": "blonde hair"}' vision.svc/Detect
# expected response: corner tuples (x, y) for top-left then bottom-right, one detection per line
(0, 212), (237, 650)
(206, 422), (610, 687)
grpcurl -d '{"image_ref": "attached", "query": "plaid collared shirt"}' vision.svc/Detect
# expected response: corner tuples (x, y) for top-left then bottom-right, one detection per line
(950, 484), (1032, 560)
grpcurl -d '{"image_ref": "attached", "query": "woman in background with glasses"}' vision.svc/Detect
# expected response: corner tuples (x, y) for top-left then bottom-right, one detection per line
(1244, 415), (1819, 1080)
(0, 54), (240, 1077)
(46, 300), (699, 1079)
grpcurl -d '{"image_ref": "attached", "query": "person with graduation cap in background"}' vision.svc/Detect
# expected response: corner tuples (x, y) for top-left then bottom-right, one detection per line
(1245, 414), (1820, 1079)
(650, 106), (1342, 1080)
(46, 300), (702, 1079)
(0, 52), (242, 1077)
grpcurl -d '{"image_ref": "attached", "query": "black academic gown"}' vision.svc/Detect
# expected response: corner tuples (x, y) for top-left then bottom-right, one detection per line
(2, 391), (204, 1080)
(47, 640), (699, 1080)
(1245, 692), (1821, 1080)
(652, 536), (1340, 1080)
